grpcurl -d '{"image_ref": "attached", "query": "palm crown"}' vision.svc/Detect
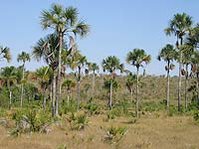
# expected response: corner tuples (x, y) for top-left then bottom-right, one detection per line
(41, 4), (89, 38)
(102, 56), (124, 74)
(126, 48), (151, 69)
(0, 46), (11, 62)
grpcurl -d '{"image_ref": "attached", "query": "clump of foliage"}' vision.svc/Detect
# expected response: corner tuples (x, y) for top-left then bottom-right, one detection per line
(67, 113), (88, 130)
(142, 101), (166, 113)
(104, 126), (127, 143)
(84, 99), (101, 115)
(10, 108), (52, 136)
(60, 100), (78, 115)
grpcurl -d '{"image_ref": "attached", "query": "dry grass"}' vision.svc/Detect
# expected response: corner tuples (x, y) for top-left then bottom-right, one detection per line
(0, 112), (199, 149)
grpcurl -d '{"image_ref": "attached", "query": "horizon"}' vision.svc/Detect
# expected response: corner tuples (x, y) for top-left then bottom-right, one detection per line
(0, 0), (199, 75)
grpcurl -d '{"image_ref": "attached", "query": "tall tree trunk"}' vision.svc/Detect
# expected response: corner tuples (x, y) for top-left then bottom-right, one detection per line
(136, 67), (139, 118)
(109, 78), (113, 109)
(130, 89), (133, 103)
(77, 67), (81, 110)
(166, 61), (170, 110)
(20, 63), (25, 107)
(56, 31), (63, 116)
(185, 64), (188, 109)
(52, 74), (56, 117)
(9, 88), (12, 110)
(92, 71), (95, 99)
(177, 37), (183, 111)
(43, 89), (46, 111)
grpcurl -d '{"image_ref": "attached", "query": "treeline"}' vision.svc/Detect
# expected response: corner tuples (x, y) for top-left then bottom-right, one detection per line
(0, 4), (199, 118)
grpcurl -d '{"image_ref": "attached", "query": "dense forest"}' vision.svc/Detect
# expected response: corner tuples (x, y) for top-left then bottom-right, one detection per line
(0, 3), (199, 149)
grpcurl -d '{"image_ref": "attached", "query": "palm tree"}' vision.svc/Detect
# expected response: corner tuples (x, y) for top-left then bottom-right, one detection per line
(17, 51), (30, 107)
(126, 49), (151, 117)
(102, 56), (124, 109)
(0, 66), (17, 109)
(87, 62), (99, 98)
(126, 73), (137, 103)
(74, 53), (87, 109)
(165, 13), (193, 111)
(33, 34), (59, 116)
(180, 45), (194, 109)
(35, 66), (52, 110)
(158, 44), (176, 109)
(40, 4), (90, 115)
(62, 79), (76, 103)
(0, 46), (11, 63)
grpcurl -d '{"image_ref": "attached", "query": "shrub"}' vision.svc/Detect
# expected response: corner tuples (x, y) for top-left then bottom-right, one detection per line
(60, 100), (78, 115)
(67, 113), (88, 130)
(193, 111), (199, 122)
(104, 126), (127, 143)
(10, 108), (52, 136)
(85, 102), (100, 115)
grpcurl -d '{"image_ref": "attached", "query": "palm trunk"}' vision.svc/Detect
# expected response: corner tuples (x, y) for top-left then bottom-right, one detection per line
(109, 78), (113, 109)
(185, 64), (188, 109)
(9, 89), (12, 109)
(92, 71), (95, 99)
(20, 63), (25, 107)
(43, 89), (47, 111)
(56, 31), (63, 116)
(177, 37), (183, 112)
(130, 89), (133, 103)
(136, 67), (139, 118)
(52, 74), (56, 117)
(77, 66), (81, 110)
(166, 61), (170, 110)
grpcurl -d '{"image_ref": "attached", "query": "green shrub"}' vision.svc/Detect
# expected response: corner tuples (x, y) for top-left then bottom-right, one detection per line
(85, 103), (100, 115)
(67, 113), (88, 130)
(10, 108), (52, 136)
(104, 126), (127, 143)
(60, 100), (78, 115)
(193, 111), (199, 122)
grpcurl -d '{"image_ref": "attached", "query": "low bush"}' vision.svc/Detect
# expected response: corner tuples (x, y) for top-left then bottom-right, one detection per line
(10, 108), (52, 136)
(104, 126), (127, 143)
(67, 113), (88, 130)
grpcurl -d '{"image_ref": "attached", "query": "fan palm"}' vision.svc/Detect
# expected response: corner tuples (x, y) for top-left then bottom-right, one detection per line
(158, 44), (176, 109)
(33, 34), (59, 116)
(165, 13), (193, 111)
(62, 79), (76, 103)
(0, 46), (11, 63)
(126, 49), (151, 117)
(87, 62), (99, 98)
(40, 4), (90, 115)
(181, 45), (194, 109)
(0, 66), (17, 109)
(126, 73), (137, 103)
(17, 51), (30, 107)
(102, 56), (124, 109)
(35, 66), (53, 110)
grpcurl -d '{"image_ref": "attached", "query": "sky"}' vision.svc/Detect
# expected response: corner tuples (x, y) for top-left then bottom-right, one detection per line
(0, 0), (199, 75)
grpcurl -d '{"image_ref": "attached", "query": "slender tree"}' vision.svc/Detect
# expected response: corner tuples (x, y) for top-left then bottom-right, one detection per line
(165, 13), (193, 111)
(17, 51), (30, 107)
(126, 49), (151, 117)
(0, 46), (11, 63)
(126, 73), (137, 103)
(33, 34), (59, 116)
(180, 45), (194, 109)
(40, 4), (89, 116)
(0, 66), (17, 109)
(87, 62), (99, 98)
(35, 66), (53, 110)
(158, 44), (176, 109)
(62, 79), (76, 103)
(102, 56), (124, 109)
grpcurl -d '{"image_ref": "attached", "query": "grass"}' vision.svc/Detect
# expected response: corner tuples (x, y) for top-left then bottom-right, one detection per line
(0, 112), (199, 149)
